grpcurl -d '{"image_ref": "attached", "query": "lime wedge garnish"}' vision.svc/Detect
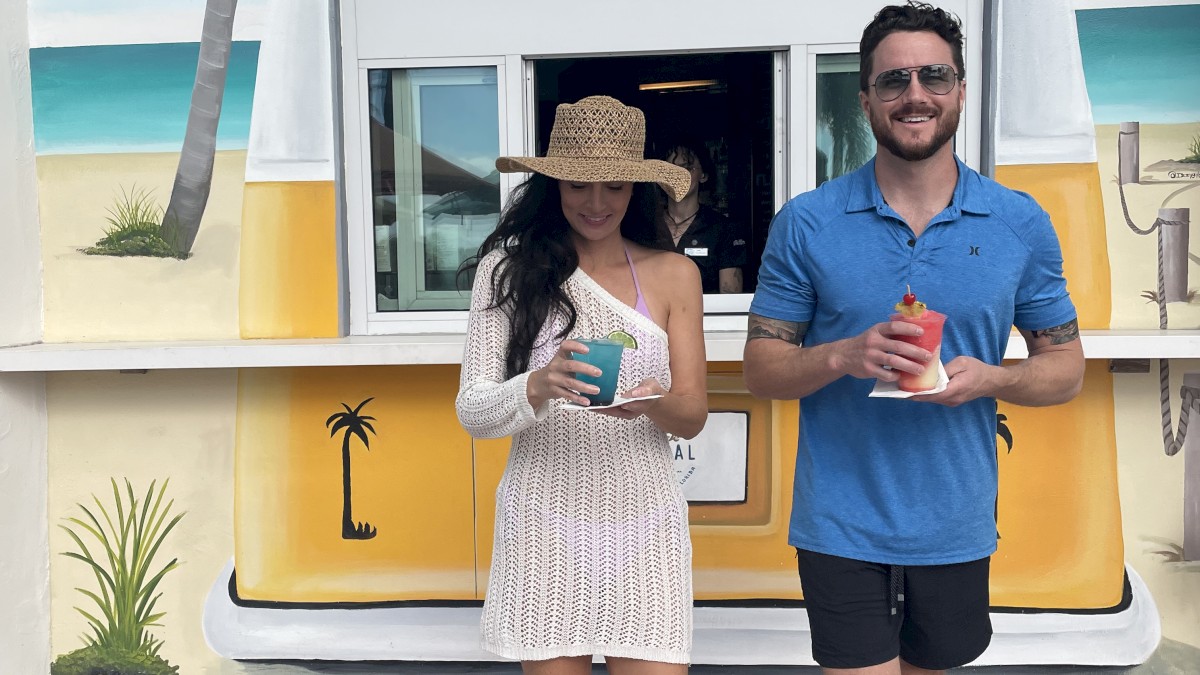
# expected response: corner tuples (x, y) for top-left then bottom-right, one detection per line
(606, 330), (637, 349)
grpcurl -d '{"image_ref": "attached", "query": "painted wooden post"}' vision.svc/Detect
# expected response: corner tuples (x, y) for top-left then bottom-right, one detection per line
(1162, 208), (1190, 303)
(1182, 372), (1200, 561)
(1119, 121), (1139, 185)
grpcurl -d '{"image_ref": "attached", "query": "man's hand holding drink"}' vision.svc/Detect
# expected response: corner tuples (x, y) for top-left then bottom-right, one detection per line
(889, 286), (946, 393)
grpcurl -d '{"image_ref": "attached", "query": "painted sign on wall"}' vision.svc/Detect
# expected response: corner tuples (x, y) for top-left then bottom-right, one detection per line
(675, 411), (749, 502)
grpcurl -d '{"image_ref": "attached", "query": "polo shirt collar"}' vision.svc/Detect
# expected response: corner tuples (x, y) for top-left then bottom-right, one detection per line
(844, 156), (990, 217)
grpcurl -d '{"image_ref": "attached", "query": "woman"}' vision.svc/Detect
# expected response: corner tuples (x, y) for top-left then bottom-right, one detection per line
(657, 138), (746, 294)
(456, 95), (708, 674)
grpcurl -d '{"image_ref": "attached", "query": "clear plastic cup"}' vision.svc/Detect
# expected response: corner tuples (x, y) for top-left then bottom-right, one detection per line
(572, 338), (626, 405)
(890, 310), (946, 392)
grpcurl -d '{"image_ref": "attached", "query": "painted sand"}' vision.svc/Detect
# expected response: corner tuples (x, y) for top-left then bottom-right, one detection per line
(37, 150), (247, 341)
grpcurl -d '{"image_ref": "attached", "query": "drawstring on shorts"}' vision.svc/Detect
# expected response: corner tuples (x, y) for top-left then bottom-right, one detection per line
(888, 564), (905, 616)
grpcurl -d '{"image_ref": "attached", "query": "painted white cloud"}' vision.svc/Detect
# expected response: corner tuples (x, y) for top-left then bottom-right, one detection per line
(28, 0), (269, 47)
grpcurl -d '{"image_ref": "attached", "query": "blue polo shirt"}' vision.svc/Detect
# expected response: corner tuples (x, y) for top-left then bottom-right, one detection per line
(750, 157), (1077, 565)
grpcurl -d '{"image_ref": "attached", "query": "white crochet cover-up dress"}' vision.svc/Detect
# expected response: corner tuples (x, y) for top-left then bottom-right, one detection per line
(455, 250), (692, 664)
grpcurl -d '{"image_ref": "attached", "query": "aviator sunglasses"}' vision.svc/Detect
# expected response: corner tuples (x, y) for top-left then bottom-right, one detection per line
(870, 64), (960, 102)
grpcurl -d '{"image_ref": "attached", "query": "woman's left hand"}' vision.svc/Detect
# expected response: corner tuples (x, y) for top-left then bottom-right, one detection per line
(595, 378), (666, 420)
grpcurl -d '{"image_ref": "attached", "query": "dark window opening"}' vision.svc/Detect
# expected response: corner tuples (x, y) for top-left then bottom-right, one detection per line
(534, 52), (776, 297)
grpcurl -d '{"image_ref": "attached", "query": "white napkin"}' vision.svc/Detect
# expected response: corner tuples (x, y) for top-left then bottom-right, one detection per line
(869, 361), (949, 398)
(561, 394), (664, 411)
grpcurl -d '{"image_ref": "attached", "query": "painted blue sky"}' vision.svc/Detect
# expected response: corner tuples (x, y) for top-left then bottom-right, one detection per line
(29, 0), (269, 47)
(1076, 4), (1200, 125)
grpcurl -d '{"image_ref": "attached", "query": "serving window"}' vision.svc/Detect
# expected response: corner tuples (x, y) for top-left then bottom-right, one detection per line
(342, 2), (982, 336)
(531, 51), (780, 301)
(351, 51), (785, 332)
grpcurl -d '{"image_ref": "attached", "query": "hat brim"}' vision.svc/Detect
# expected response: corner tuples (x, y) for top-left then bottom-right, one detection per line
(495, 156), (692, 202)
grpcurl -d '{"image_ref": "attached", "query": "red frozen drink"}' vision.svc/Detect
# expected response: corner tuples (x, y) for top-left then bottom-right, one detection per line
(890, 288), (945, 393)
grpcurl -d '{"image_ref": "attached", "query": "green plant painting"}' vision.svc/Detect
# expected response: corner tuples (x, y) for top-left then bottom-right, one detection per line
(82, 185), (181, 259)
(1183, 132), (1200, 163)
(51, 478), (185, 675)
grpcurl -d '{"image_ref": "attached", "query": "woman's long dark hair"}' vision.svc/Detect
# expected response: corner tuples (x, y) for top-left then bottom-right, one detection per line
(459, 173), (667, 378)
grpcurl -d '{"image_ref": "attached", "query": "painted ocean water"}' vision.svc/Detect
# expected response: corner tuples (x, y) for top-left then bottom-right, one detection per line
(30, 41), (259, 155)
(1076, 4), (1200, 125)
(26, 8), (1196, 153)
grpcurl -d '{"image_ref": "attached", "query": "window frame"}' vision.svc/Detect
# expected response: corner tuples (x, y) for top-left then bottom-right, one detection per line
(345, 55), (518, 335)
(387, 66), (503, 312)
(692, 49), (790, 329)
(340, 16), (982, 337)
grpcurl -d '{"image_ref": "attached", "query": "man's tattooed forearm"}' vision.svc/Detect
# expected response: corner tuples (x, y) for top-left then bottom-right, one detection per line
(746, 314), (808, 346)
(1032, 319), (1080, 345)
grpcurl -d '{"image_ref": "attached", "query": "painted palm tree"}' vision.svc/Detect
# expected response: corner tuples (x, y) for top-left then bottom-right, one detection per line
(997, 413), (1013, 453)
(325, 398), (378, 540)
(996, 412), (1014, 540)
(160, 0), (239, 257)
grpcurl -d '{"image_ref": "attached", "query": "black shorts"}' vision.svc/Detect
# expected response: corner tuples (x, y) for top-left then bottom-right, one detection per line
(796, 548), (992, 670)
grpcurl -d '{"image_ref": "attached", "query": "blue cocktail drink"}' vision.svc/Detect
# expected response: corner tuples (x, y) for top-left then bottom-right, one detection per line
(573, 338), (625, 406)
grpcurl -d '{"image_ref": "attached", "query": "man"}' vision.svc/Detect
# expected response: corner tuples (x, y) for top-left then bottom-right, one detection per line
(744, 3), (1085, 674)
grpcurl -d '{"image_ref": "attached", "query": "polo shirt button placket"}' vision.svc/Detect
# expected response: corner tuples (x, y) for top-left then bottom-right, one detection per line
(905, 236), (919, 278)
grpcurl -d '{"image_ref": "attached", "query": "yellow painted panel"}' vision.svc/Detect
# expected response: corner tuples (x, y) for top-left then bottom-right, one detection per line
(690, 395), (802, 601)
(257, 361), (1123, 609)
(992, 360), (1124, 608)
(691, 363), (1125, 608)
(235, 365), (476, 602)
(473, 435), (510, 599)
(473, 369), (804, 602)
(239, 181), (339, 338)
(994, 163), (1112, 330)
(234, 369), (296, 598)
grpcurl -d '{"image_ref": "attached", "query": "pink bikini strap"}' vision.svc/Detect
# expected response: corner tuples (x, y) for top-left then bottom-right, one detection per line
(623, 245), (653, 320)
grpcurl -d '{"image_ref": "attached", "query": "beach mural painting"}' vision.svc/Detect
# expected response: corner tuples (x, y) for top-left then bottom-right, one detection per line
(52, 478), (185, 675)
(23, 0), (1200, 672)
(29, 0), (262, 341)
(1076, 3), (1200, 564)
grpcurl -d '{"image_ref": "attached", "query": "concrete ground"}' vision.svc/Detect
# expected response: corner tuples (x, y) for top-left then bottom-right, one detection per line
(231, 638), (1198, 674)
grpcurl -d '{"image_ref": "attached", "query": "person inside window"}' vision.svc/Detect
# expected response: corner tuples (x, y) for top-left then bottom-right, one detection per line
(657, 138), (747, 293)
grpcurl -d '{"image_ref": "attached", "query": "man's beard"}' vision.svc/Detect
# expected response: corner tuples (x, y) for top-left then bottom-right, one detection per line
(870, 104), (959, 162)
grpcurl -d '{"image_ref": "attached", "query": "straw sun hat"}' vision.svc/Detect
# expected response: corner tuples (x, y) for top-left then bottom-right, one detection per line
(495, 95), (692, 202)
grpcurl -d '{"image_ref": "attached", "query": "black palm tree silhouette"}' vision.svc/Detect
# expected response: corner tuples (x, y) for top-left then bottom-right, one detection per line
(996, 412), (1014, 539)
(325, 398), (378, 540)
(997, 413), (1014, 454)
